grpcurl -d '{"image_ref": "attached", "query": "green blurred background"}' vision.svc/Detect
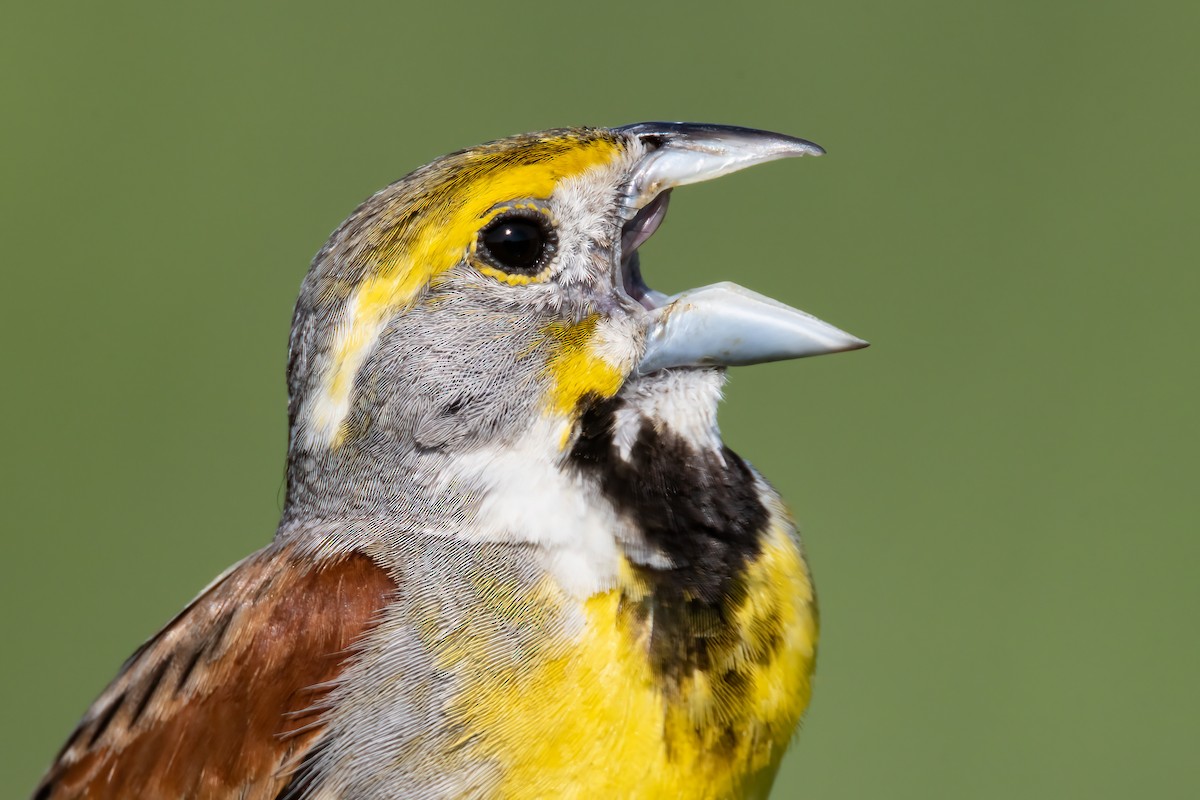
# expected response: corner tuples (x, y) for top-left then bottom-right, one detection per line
(3, 1), (1196, 797)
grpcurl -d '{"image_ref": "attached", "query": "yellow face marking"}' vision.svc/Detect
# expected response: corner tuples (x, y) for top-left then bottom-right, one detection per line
(474, 265), (547, 286)
(444, 522), (818, 800)
(540, 315), (625, 438)
(305, 134), (624, 448)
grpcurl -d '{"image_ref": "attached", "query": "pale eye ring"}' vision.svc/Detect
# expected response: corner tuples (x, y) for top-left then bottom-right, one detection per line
(477, 210), (558, 276)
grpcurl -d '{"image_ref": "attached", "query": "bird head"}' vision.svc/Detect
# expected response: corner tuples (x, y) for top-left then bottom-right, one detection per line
(282, 123), (865, 531)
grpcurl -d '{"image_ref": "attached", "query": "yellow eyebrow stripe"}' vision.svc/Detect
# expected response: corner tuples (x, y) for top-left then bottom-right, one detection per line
(305, 136), (624, 448)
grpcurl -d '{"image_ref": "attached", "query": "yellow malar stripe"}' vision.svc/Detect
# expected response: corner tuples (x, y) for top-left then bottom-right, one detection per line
(540, 315), (625, 432)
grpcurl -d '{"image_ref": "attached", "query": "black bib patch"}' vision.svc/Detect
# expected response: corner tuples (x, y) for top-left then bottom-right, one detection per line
(569, 395), (773, 699)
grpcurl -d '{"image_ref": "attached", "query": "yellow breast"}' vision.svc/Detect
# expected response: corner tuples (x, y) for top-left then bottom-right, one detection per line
(448, 522), (818, 800)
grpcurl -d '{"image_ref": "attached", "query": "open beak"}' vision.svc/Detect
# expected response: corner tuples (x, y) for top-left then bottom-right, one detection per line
(612, 122), (868, 376)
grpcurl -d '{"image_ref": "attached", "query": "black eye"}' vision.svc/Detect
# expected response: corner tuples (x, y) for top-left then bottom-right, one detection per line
(478, 213), (556, 275)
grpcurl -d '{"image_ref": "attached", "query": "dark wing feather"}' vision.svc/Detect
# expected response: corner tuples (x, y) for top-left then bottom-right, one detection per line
(33, 544), (395, 800)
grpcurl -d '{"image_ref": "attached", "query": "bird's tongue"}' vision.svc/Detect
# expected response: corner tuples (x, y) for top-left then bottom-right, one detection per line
(620, 189), (671, 256)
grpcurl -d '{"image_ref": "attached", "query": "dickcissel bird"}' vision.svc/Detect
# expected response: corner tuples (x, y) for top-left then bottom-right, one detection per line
(34, 122), (866, 800)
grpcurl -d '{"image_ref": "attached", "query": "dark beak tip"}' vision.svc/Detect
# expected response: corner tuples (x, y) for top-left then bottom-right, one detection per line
(614, 121), (825, 157)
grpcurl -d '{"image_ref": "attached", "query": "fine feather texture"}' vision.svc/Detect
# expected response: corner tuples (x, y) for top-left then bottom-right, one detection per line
(34, 125), (835, 799)
(34, 546), (395, 800)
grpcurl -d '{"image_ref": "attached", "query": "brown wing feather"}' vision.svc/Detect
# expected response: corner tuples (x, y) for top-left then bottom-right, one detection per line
(33, 544), (396, 800)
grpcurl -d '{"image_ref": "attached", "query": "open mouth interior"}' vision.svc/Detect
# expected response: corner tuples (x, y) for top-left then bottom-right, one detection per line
(618, 189), (672, 310)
